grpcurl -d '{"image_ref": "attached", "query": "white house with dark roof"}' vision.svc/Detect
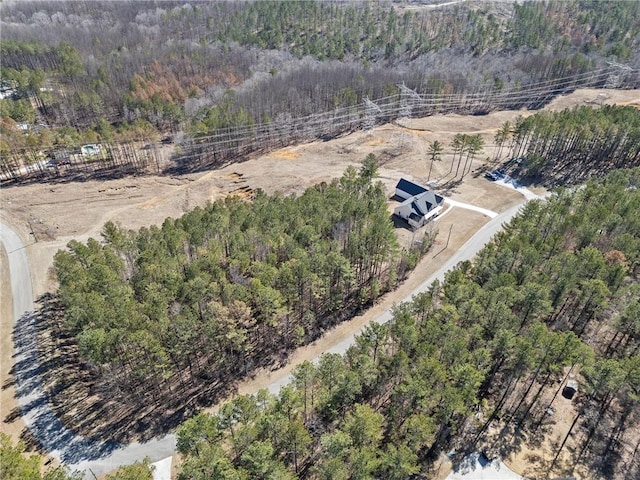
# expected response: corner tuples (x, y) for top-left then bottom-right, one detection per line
(395, 177), (429, 200)
(394, 178), (445, 229)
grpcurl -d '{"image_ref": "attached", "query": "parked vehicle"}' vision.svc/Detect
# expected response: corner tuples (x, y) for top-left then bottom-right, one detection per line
(45, 158), (71, 167)
(484, 169), (505, 181)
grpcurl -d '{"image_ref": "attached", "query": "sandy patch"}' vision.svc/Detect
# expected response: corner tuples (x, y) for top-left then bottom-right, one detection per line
(544, 88), (640, 111)
(267, 148), (300, 159)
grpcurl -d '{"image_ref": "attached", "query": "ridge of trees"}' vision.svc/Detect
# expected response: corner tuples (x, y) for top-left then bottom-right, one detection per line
(2, 69), (635, 184)
(50, 157), (430, 439)
(175, 166), (640, 479)
(1, 0), (639, 158)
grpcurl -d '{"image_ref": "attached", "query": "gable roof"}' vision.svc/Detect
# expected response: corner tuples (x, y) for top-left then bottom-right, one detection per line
(412, 199), (425, 216)
(413, 190), (444, 213)
(396, 178), (428, 197)
(394, 178), (445, 228)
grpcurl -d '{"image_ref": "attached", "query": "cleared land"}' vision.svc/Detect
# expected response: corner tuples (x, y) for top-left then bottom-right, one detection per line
(1, 88), (638, 476)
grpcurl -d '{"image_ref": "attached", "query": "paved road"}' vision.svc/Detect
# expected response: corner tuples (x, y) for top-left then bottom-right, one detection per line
(1, 222), (177, 478)
(0, 189), (537, 478)
(266, 199), (530, 394)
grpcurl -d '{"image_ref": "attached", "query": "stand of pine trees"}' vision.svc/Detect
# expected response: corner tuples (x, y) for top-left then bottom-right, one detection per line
(51, 158), (429, 434)
(504, 105), (640, 186)
(176, 167), (640, 480)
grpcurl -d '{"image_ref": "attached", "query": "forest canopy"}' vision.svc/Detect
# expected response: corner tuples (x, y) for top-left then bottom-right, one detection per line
(500, 105), (640, 186)
(0, 433), (81, 480)
(4, 1), (640, 478)
(1, 0), (638, 150)
(175, 166), (640, 480)
(52, 158), (428, 421)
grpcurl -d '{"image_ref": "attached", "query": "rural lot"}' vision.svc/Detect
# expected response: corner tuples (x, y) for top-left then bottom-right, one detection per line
(1, 87), (639, 478)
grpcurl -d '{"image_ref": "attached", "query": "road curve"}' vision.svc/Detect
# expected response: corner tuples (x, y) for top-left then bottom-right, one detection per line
(1, 221), (176, 478)
(0, 191), (538, 477)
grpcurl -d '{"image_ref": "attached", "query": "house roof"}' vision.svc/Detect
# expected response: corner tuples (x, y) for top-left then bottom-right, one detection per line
(412, 200), (425, 216)
(395, 178), (445, 228)
(396, 178), (428, 197)
(413, 190), (444, 213)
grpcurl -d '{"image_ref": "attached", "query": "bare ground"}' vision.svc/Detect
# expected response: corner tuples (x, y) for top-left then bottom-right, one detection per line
(1, 88), (639, 475)
(476, 369), (630, 480)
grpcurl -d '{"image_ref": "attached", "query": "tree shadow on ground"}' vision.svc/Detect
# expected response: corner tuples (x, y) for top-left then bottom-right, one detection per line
(11, 305), (120, 464)
(10, 284), (391, 464)
(0, 165), (148, 189)
(440, 177), (463, 195)
(7, 292), (275, 464)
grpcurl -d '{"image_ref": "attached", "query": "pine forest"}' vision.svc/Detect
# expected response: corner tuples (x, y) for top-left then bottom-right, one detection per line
(2, 1), (640, 479)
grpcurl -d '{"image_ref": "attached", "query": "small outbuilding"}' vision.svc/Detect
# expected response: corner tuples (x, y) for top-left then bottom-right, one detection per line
(81, 144), (102, 156)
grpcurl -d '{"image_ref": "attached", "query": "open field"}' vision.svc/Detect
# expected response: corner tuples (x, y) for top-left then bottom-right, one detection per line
(1, 87), (639, 476)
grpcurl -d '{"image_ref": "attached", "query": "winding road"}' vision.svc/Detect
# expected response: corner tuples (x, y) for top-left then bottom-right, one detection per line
(1, 223), (176, 477)
(1, 183), (541, 478)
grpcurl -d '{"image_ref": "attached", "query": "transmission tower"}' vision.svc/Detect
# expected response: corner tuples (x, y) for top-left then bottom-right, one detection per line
(605, 62), (634, 89)
(364, 97), (382, 131)
(397, 83), (421, 123)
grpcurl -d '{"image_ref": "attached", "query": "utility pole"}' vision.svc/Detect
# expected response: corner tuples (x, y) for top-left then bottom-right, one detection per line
(27, 218), (37, 243)
(433, 224), (453, 259)
(445, 223), (453, 249)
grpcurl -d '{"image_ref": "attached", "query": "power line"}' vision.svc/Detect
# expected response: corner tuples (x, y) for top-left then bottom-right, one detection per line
(3, 65), (638, 176)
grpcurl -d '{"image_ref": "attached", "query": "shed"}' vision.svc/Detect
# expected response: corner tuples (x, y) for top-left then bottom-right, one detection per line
(81, 144), (102, 156)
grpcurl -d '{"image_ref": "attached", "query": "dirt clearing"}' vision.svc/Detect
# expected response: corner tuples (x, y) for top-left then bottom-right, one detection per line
(1, 88), (639, 473)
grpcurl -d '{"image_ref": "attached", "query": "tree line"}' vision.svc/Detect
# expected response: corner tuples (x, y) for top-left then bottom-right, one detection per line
(51, 158), (430, 428)
(174, 166), (640, 479)
(0, 433), (81, 480)
(0, 137), (164, 182)
(2, 70), (632, 184)
(1, 431), (157, 480)
(1, 0), (639, 151)
(498, 105), (640, 186)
